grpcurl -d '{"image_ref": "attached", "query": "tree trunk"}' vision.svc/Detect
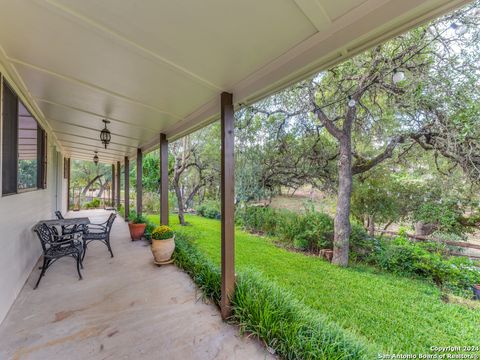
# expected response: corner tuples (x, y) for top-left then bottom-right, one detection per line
(368, 215), (375, 236)
(173, 179), (185, 225)
(81, 174), (103, 195)
(383, 220), (393, 231)
(332, 138), (353, 266)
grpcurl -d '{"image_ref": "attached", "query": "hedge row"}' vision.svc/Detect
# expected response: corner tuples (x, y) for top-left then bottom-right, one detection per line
(173, 233), (372, 360)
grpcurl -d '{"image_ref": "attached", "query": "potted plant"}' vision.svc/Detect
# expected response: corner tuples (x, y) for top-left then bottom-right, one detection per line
(128, 214), (147, 241)
(473, 284), (480, 300)
(151, 225), (175, 265)
(144, 222), (156, 243)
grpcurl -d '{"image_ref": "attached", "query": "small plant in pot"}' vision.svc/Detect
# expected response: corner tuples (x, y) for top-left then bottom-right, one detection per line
(151, 225), (175, 265)
(128, 214), (148, 241)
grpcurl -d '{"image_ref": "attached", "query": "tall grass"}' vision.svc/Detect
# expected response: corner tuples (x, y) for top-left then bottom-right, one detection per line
(173, 233), (372, 360)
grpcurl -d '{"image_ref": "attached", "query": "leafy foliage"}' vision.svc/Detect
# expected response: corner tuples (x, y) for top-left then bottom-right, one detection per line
(372, 236), (480, 296)
(196, 201), (220, 219)
(151, 225), (174, 240)
(130, 213), (148, 224)
(160, 214), (480, 354)
(173, 232), (372, 359)
(84, 198), (100, 209)
(413, 201), (465, 235)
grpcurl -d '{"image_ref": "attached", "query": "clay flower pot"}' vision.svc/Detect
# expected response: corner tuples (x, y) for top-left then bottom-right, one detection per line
(151, 236), (175, 265)
(128, 222), (146, 241)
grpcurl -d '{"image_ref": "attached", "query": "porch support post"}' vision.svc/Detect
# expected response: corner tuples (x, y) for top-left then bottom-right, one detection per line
(111, 163), (115, 207)
(136, 148), (143, 216)
(220, 92), (235, 320)
(124, 156), (130, 221)
(67, 158), (71, 210)
(116, 161), (121, 210)
(160, 133), (169, 225)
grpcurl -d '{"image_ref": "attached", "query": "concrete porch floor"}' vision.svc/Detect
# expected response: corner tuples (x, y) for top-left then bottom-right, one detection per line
(0, 210), (272, 360)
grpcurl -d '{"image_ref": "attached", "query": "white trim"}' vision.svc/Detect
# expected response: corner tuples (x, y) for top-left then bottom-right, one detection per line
(293, 0), (332, 32)
(42, 0), (224, 92)
(7, 57), (182, 120)
(0, 52), (65, 155)
(161, 0), (468, 143)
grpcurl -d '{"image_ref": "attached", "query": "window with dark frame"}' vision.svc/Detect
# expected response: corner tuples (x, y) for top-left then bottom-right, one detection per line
(2, 79), (47, 195)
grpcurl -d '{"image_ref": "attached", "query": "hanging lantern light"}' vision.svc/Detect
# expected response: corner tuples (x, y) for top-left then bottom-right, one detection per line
(392, 69), (405, 84)
(347, 96), (356, 108)
(100, 119), (111, 149)
(93, 151), (99, 165)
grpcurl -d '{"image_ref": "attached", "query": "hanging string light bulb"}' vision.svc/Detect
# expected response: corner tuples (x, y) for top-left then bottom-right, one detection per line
(450, 22), (467, 36)
(392, 69), (405, 84)
(347, 96), (356, 108)
(93, 151), (99, 165)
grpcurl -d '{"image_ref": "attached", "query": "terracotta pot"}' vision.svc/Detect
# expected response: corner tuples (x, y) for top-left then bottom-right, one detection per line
(151, 236), (175, 265)
(128, 222), (146, 241)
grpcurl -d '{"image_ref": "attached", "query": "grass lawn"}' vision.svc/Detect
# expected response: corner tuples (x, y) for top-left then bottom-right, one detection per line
(148, 214), (480, 354)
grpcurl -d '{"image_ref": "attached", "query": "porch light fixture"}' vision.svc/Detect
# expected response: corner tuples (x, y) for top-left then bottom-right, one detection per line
(100, 119), (111, 149)
(392, 69), (405, 84)
(93, 151), (99, 165)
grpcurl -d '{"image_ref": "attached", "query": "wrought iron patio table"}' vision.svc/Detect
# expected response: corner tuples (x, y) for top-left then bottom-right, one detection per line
(36, 217), (91, 227)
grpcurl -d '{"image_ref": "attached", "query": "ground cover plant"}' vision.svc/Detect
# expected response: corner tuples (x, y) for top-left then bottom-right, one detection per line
(148, 214), (480, 355)
(234, 205), (480, 296)
(173, 231), (372, 359)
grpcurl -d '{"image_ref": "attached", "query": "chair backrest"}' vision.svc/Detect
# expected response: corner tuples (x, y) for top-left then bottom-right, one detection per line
(54, 211), (64, 220)
(34, 223), (56, 252)
(105, 213), (116, 234)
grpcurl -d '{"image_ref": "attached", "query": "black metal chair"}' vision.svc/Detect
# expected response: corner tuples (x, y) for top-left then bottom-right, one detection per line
(82, 213), (116, 261)
(33, 223), (84, 289)
(54, 210), (80, 235)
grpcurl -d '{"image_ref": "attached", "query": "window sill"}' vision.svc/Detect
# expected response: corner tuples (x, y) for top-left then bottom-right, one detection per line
(2, 187), (46, 197)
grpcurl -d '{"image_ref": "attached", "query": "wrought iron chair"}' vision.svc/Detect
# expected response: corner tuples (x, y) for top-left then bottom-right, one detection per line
(33, 223), (84, 289)
(82, 213), (116, 261)
(54, 210), (80, 235)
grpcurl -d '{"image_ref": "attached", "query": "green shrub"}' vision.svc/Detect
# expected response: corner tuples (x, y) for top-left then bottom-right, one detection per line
(142, 220), (157, 243)
(196, 201), (221, 219)
(373, 236), (480, 296)
(131, 213), (148, 224)
(349, 223), (378, 262)
(236, 205), (279, 235)
(118, 204), (125, 217)
(173, 233), (372, 359)
(413, 202), (465, 235)
(290, 211), (333, 252)
(84, 198), (101, 209)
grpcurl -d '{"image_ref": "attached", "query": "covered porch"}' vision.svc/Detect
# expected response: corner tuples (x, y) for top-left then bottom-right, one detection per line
(0, 210), (271, 360)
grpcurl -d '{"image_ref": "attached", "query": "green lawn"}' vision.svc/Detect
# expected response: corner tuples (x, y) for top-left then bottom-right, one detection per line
(148, 214), (480, 354)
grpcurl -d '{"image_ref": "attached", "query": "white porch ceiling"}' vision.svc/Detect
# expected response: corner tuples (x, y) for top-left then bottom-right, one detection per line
(0, 0), (469, 163)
